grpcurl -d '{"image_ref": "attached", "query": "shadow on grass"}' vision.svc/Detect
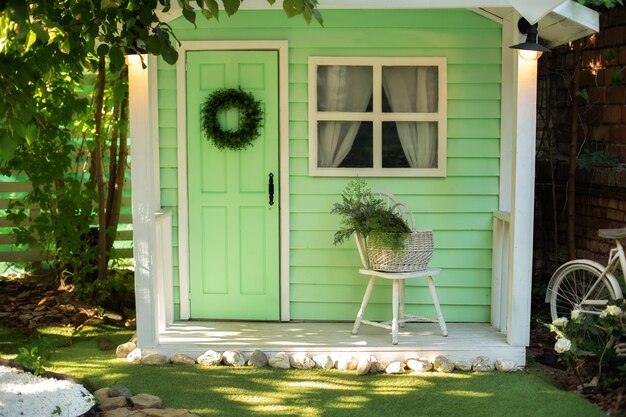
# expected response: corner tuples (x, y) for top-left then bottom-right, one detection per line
(38, 336), (605, 417)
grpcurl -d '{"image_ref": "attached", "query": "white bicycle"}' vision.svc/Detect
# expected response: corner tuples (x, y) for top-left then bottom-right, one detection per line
(546, 227), (625, 322)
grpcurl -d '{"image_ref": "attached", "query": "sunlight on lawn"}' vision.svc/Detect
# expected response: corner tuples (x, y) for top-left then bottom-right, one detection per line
(0, 326), (607, 417)
(283, 380), (357, 390)
(444, 389), (494, 398)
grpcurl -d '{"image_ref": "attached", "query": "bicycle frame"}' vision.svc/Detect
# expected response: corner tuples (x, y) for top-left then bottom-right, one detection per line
(579, 239), (625, 313)
(610, 239), (626, 285)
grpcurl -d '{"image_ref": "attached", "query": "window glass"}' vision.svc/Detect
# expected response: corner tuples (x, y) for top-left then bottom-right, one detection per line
(382, 66), (438, 113)
(309, 57), (446, 176)
(381, 122), (409, 168)
(382, 122), (438, 168)
(317, 121), (372, 168)
(317, 66), (373, 112)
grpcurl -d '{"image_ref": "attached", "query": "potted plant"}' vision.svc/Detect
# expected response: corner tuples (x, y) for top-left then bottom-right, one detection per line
(331, 179), (410, 252)
(331, 179), (434, 272)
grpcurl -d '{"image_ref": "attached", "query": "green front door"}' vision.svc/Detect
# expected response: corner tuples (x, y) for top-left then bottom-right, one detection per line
(187, 50), (279, 320)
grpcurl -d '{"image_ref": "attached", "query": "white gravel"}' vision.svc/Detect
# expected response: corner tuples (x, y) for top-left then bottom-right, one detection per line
(0, 365), (95, 417)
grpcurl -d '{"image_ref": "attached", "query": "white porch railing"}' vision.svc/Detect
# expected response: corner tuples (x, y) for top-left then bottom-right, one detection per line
(155, 209), (174, 333)
(491, 211), (511, 334)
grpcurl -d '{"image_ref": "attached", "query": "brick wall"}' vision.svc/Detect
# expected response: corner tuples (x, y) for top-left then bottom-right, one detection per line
(534, 6), (626, 285)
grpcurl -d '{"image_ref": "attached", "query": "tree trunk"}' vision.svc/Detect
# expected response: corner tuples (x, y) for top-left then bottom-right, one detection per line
(106, 101), (120, 231)
(567, 44), (581, 260)
(93, 56), (108, 282)
(105, 69), (129, 253)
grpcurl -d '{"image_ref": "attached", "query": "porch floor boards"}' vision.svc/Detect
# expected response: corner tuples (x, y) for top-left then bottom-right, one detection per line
(155, 322), (526, 364)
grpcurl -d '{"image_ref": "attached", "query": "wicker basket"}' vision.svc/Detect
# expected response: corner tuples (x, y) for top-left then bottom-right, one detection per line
(367, 229), (434, 272)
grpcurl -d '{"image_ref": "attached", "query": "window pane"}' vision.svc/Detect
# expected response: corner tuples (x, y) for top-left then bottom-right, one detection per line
(381, 66), (438, 113)
(382, 122), (438, 168)
(317, 121), (372, 168)
(382, 122), (409, 167)
(317, 66), (373, 112)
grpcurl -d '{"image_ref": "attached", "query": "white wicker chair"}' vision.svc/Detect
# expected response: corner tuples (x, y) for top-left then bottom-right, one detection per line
(352, 190), (448, 345)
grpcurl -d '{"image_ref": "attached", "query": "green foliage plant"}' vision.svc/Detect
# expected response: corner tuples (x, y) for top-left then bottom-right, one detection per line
(0, 0), (322, 302)
(577, 0), (623, 7)
(548, 300), (625, 388)
(0, 0), (322, 158)
(578, 149), (620, 171)
(331, 179), (410, 252)
(14, 334), (58, 376)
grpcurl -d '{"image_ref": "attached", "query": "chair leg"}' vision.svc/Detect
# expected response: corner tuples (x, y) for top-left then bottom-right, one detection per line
(399, 279), (405, 328)
(427, 276), (448, 337)
(352, 276), (376, 335)
(392, 279), (399, 345)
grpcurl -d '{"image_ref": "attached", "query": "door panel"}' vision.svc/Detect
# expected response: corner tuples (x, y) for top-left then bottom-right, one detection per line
(187, 50), (279, 320)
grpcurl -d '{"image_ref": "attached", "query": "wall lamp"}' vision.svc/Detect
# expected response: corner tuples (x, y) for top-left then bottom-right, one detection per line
(510, 18), (551, 61)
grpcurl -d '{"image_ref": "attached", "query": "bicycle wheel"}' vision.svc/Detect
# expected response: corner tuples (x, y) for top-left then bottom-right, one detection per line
(548, 262), (621, 321)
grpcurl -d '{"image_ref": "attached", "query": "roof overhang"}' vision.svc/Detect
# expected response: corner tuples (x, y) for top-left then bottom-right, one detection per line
(479, 2), (598, 47)
(159, 0), (598, 48)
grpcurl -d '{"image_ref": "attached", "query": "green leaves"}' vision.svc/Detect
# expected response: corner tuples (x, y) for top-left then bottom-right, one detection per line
(282, 0), (322, 24)
(611, 70), (624, 86)
(24, 124), (39, 145)
(578, 0), (623, 6)
(173, 0), (322, 25)
(331, 179), (410, 249)
(162, 43), (178, 64)
(223, 0), (240, 16)
(205, 0), (219, 20)
(604, 48), (616, 62)
(14, 335), (57, 376)
(30, 22), (49, 44)
(282, 0), (301, 17)
(155, 27), (178, 64)
(576, 88), (589, 102)
(181, 5), (197, 26)
(109, 45), (124, 72)
(96, 43), (110, 56)
(101, 0), (119, 9)
(26, 30), (37, 49)
(59, 37), (71, 54)
(8, 0), (28, 33)
(0, 130), (17, 161)
(547, 300), (626, 389)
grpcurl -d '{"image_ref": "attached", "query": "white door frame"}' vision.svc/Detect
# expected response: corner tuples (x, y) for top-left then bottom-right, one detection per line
(176, 40), (290, 321)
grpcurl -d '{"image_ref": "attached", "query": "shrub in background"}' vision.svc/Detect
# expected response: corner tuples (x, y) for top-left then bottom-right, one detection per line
(548, 300), (625, 389)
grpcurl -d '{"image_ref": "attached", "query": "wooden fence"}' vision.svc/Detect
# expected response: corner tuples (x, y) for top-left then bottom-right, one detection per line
(0, 180), (133, 266)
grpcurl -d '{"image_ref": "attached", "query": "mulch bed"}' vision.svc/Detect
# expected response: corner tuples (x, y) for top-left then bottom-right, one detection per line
(528, 326), (626, 417)
(0, 272), (131, 333)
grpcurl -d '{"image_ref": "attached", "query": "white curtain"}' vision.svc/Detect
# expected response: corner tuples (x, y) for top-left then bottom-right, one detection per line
(317, 66), (372, 168)
(382, 66), (438, 168)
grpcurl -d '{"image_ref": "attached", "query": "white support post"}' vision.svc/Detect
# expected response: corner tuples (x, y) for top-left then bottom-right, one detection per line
(506, 30), (539, 347)
(129, 55), (159, 349)
(155, 209), (174, 332)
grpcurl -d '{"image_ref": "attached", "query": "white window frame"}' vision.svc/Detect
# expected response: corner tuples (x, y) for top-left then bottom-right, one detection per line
(308, 56), (447, 177)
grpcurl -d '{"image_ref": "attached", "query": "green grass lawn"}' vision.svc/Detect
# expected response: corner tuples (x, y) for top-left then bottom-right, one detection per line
(0, 325), (605, 417)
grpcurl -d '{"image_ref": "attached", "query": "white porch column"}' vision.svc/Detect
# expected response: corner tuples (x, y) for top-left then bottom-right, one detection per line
(503, 16), (539, 347)
(129, 55), (160, 349)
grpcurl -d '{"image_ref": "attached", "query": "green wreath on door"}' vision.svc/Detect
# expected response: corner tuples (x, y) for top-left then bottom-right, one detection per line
(201, 88), (263, 151)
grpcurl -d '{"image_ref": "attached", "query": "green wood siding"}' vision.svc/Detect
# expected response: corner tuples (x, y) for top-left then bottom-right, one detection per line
(159, 9), (501, 322)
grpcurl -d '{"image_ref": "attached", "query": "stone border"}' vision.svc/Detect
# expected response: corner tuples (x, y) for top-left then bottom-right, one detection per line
(115, 338), (519, 375)
(94, 384), (200, 417)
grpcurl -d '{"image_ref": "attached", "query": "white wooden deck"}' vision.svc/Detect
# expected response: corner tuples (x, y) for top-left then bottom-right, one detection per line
(152, 321), (526, 365)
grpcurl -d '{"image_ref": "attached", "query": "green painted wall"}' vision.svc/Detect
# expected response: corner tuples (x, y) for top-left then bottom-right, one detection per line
(158, 9), (502, 322)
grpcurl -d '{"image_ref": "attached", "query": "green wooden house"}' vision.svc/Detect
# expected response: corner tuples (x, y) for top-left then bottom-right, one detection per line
(128, 0), (598, 365)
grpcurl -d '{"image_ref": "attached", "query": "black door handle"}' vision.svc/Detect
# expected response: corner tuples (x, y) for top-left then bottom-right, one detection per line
(268, 173), (275, 206)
